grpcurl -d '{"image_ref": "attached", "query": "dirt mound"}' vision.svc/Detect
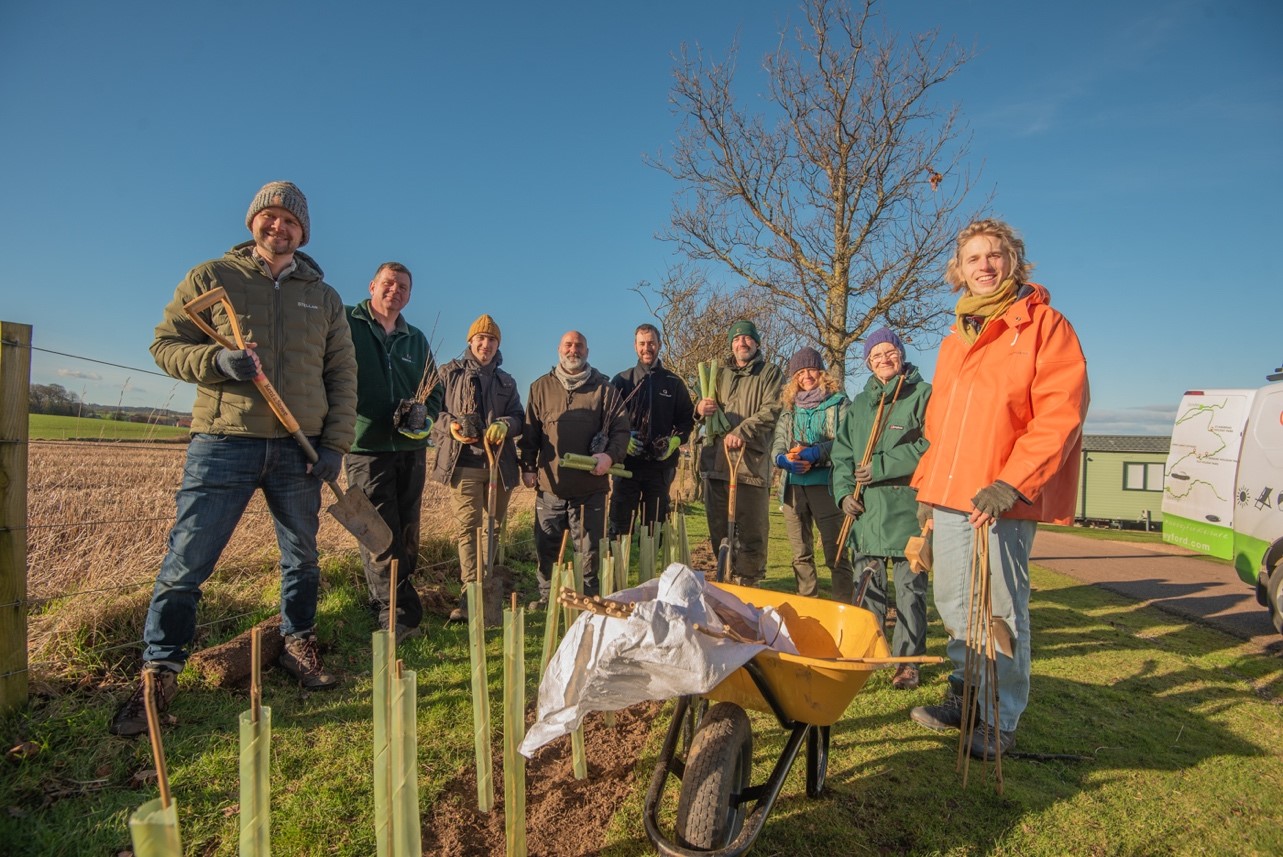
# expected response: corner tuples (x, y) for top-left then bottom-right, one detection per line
(424, 700), (661, 856)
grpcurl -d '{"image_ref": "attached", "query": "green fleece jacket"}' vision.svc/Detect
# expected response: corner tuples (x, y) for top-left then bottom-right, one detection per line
(151, 242), (357, 452)
(831, 365), (931, 557)
(347, 300), (443, 453)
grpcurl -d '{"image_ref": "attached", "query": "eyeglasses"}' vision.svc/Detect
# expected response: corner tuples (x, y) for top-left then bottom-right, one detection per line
(868, 350), (901, 364)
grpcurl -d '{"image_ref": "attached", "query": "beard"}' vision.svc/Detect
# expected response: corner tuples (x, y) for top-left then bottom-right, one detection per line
(560, 355), (586, 373)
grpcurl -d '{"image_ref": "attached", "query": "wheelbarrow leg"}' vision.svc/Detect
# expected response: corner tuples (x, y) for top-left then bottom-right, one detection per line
(805, 725), (831, 798)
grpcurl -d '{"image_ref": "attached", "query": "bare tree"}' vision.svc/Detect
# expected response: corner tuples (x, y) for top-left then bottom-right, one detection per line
(633, 263), (802, 392)
(649, 0), (983, 380)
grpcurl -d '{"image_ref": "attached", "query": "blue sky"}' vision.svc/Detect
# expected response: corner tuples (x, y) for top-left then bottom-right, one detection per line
(2, 0), (1279, 434)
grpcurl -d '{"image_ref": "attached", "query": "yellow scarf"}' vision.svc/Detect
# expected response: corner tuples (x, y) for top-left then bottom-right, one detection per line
(954, 277), (1019, 344)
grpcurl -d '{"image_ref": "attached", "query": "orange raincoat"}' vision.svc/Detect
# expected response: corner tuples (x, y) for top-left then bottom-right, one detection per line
(911, 282), (1089, 524)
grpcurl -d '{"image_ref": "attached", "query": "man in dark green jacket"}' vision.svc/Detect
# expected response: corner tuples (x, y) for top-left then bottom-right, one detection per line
(695, 320), (784, 585)
(345, 262), (443, 640)
(112, 181), (357, 737)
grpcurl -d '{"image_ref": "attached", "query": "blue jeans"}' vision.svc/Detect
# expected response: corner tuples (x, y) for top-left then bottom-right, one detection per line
(931, 508), (1036, 733)
(142, 435), (323, 666)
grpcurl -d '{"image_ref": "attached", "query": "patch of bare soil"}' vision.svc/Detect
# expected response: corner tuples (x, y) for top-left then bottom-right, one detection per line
(424, 700), (661, 856)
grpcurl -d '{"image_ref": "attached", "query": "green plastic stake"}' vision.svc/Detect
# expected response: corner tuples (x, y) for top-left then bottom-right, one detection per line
(503, 600), (527, 857)
(129, 796), (182, 857)
(467, 581), (494, 812)
(392, 664), (422, 855)
(372, 630), (393, 856)
(238, 707), (271, 857)
(566, 556), (588, 780)
(540, 563), (563, 676)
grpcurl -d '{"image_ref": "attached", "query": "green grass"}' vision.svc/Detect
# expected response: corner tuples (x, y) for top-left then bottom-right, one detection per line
(3, 505), (1281, 855)
(1040, 522), (1167, 544)
(29, 413), (190, 441)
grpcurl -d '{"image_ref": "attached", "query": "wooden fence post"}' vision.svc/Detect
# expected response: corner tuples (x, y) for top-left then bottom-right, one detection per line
(0, 321), (31, 713)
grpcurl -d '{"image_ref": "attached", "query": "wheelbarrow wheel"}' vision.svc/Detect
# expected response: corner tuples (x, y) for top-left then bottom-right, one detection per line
(675, 702), (753, 850)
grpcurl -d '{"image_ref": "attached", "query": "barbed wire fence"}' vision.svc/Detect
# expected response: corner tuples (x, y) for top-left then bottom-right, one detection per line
(1, 332), (539, 693)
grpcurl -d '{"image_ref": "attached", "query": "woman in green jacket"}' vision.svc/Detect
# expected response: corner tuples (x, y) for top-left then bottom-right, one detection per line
(771, 348), (853, 600)
(831, 328), (932, 689)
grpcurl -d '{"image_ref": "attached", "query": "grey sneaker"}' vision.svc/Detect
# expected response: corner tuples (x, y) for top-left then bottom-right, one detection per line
(968, 722), (1016, 760)
(279, 633), (338, 690)
(910, 684), (975, 731)
(109, 665), (178, 737)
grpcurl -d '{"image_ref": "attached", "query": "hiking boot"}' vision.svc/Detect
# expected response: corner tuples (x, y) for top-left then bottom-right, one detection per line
(891, 664), (920, 690)
(910, 683), (975, 731)
(279, 632), (338, 690)
(109, 664), (179, 737)
(968, 722), (1016, 760)
(394, 625), (421, 645)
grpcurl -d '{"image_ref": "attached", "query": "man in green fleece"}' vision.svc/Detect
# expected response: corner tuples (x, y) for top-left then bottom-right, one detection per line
(696, 320), (784, 585)
(345, 262), (443, 641)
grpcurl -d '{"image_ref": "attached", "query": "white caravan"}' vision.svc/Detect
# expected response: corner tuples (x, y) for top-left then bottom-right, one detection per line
(1161, 366), (1283, 635)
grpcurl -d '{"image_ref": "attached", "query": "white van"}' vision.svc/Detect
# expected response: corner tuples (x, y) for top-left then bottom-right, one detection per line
(1161, 368), (1283, 635)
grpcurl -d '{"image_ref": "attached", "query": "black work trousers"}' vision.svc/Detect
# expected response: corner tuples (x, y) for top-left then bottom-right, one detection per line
(608, 465), (676, 538)
(344, 449), (426, 630)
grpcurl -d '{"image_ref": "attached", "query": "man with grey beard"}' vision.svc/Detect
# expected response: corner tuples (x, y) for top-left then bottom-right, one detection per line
(519, 331), (630, 606)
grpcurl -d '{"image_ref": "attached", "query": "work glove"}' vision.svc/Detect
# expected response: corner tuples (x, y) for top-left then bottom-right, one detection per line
(840, 494), (864, 518)
(972, 480), (1020, 518)
(627, 433), (640, 456)
(797, 444), (823, 464)
(310, 447), (343, 483)
(916, 501), (933, 528)
(775, 453), (805, 475)
(397, 416), (433, 441)
(854, 463), (872, 485)
(485, 421), (508, 445)
(657, 436), (681, 461)
(215, 347), (259, 381)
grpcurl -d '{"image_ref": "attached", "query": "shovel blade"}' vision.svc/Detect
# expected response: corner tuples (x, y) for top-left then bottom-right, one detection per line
(327, 485), (393, 554)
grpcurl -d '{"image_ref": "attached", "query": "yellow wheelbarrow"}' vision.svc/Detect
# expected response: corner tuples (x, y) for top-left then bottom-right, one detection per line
(644, 582), (892, 855)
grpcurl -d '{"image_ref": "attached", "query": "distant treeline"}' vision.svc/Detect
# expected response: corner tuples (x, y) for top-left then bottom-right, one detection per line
(28, 383), (189, 424)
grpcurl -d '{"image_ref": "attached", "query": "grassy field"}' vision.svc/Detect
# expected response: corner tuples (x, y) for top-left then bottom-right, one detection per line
(3, 496), (1281, 855)
(29, 413), (190, 441)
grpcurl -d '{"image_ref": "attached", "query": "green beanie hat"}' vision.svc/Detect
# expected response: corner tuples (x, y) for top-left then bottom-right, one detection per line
(728, 320), (760, 347)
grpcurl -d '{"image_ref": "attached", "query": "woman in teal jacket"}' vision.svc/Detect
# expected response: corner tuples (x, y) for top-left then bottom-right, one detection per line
(831, 328), (932, 689)
(770, 348), (853, 600)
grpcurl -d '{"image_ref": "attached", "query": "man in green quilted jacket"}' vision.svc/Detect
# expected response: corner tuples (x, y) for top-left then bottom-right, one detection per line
(110, 181), (357, 737)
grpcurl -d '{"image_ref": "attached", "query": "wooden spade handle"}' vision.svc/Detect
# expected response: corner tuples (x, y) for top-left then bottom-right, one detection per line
(182, 287), (304, 438)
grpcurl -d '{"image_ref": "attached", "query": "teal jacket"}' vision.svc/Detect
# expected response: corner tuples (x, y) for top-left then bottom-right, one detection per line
(831, 365), (931, 558)
(346, 300), (443, 453)
(770, 392), (850, 501)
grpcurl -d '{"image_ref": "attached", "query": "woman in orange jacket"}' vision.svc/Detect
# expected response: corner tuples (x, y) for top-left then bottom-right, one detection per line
(909, 219), (1089, 761)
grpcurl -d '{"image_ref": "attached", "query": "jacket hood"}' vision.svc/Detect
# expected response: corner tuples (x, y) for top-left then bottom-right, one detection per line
(226, 240), (324, 280)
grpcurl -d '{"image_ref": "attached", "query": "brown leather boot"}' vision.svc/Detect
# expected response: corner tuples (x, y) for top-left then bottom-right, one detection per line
(109, 664), (179, 737)
(279, 632), (338, 690)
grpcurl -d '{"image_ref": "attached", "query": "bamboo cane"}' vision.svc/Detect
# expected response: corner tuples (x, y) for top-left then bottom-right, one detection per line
(567, 554), (588, 781)
(129, 670), (183, 857)
(503, 593), (527, 856)
(958, 523), (1003, 793)
(835, 375), (906, 567)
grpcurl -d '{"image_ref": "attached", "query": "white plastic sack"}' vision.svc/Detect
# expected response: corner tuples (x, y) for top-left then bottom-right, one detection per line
(519, 563), (797, 757)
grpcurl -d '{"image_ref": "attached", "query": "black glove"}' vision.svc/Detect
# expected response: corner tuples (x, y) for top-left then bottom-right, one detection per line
(215, 348), (258, 381)
(311, 447), (343, 483)
(840, 494), (864, 517)
(972, 480), (1020, 518)
(853, 463), (872, 485)
(916, 501), (933, 528)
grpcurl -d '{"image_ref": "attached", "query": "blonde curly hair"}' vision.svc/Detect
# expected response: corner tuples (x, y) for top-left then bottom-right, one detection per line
(944, 218), (1035, 293)
(782, 371), (842, 407)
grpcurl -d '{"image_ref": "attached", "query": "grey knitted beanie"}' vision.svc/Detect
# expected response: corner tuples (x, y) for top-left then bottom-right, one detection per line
(245, 181), (310, 246)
